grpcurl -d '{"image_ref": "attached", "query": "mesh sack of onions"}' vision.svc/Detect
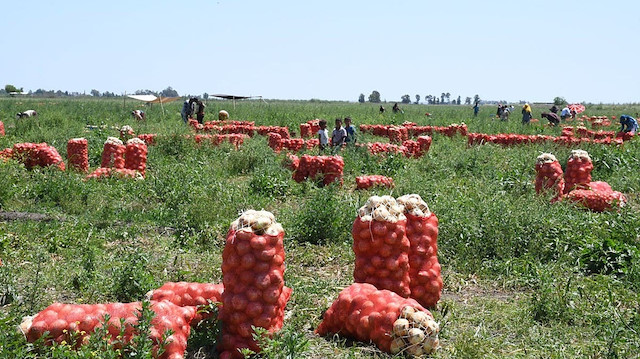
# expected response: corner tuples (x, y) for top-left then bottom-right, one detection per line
(218, 210), (292, 359)
(267, 133), (283, 152)
(322, 156), (344, 186)
(119, 125), (135, 142)
(0, 121), (4, 136)
(124, 138), (148, 177)
(137, 134), (157, 146)
(101, 137), (126, 169)
(564, 150), (593, 194)
(355, 175), (394, 190)
(36, 144), (65, 170)
(299, 123), (311, 138)
(417, 135), (432, 154)
(281, 153), (299, 171)
(402, 140), (421, 158)
(352, 196), (411, 298)
(12, 142), (40, 169)
(565, 188), (626, 212)
(397, 194), (442, 308)
(147, 282), (224, 326)
(316, 283), (440, 356)
(535, 153), (565, 202)
(67, 138), (88, 172)
(20, 301), (196, 359)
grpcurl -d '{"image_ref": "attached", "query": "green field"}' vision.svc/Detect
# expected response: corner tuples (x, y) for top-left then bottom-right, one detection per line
(1, 98), (639, 358)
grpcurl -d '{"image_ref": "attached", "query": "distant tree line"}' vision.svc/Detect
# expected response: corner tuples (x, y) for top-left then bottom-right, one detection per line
(359, 90), (480, 105)
(2, 84), (181, 98)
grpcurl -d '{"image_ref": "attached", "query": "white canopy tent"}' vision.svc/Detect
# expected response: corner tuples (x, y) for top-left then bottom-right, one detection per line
(125, 94), (181, 115)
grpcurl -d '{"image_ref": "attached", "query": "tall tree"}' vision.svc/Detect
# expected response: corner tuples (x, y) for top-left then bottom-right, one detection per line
(90, 89), (100, 97)
(401, 94), (411, 104)
(440, 93), (445, 104)
(368, 91), (381, 103)
(358, 93), (365, 103)
(465, 97), (472, 105)
(415, 94), (421, 104)
(445, 92), (451, 103)
(5, 84), (21, 93)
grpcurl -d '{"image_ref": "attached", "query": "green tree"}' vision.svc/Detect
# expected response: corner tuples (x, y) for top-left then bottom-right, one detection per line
(465, 97), (471, 105)
(368, 91), (381, 103)
(446, 92), (451, 103)
(401, 94), (411, 104)
(456, 95), (461, 105)
(5, 84), (21, 93)
(415, 94), (421, 104)
(425, 95), (432, 104)
(358, 93), (365, 103)
(440, 92), (445, 103)
(90, 89), (100, 97)
(160, 86), (179, 97)
(553, 96), (567, 106)
(203, 93), (209, 100)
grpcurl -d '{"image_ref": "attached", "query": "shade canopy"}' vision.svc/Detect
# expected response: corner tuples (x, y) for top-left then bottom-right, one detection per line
(127, 95), (180, 104)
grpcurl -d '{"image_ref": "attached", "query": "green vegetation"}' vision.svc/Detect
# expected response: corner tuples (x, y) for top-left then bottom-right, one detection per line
(0, 98), (639, 358)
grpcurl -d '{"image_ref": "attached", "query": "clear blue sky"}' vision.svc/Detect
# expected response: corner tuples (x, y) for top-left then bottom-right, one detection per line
(3, 0), (639, 103)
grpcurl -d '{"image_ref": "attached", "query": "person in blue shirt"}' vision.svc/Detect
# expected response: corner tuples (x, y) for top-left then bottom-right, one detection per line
(344, 117), (357, 145)
(473, 102), (480, 117)
(619, 115), (638, 134)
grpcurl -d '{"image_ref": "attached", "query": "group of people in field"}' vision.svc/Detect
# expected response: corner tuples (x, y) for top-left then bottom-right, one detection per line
(469, 102), (638, 134)
(181, 97), (206, 124)
(317, 117), (357, 154)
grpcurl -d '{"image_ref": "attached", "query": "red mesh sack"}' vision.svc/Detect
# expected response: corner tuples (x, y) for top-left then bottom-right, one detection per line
(101, 137), (126, 169)
(124, 138), (148, 177)
(137, 134), (157, 146)
(565, 188), (626, 212)
(147, 282), (224, 326)
(36, 144), (65, 170)
(352, 196), (411, 298)
(219, 211), (291, 359)
(20, 301), (196, 359)
(316, 283), (440, 356)
(535, 153), (565, 202)
(305, 138), (319, 149)
(67, 138), (89, 173)
(282, 138), (304, 152)
(119, 125), (135, 142)
(355, 175), (394, 190)
(564, 150), (593, 194)
(417, 136), (432, 154)
(388, 127), (408, 144)
(267, 133), (283, 152)
(322, 156), (344, 186)
(299, 123), (311, 138)
(402, 140), (421, 158)
(0, 121), (4, 136)
(397, 195), (442, 308)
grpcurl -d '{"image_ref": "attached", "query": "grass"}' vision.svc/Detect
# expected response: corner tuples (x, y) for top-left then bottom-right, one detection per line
(0, 98), (639, 358)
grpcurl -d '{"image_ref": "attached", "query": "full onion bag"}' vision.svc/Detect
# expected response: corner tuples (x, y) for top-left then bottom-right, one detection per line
(564, 149), (593, 194)
(417, 135), (432, 154)
(355, 175), (394, 190)
(397, 194), (442, 308)
(101, 137), (126, 169)
(0, 121), (4, 136)
(119, 125), (135, 142)
(124, 138), (148, 177)
(20, 301), (196, 359)
(281, 153), (300, 171)
(267, 132), (283, 152)
(67, 138), (89, 173)
(535, 153), (565, 202)
(352, 196), (411, 298)
(12, 143), (65, 170)
(137, 134), (157, 146)
(564, 188), (626, 212)
(147, 282), (224, 326)
(219, 210), (292, 359)
(316, 283), (440, 356)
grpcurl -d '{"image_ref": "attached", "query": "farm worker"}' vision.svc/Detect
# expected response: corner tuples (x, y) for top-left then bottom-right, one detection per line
(619, 115), (638, 134)
(473, 102), (480, 117)
(541, 112), (560, 126)
(181, 100), (190, 123)
(560, 106), (571, 121)
(496, 104), (504, 119)
(195, 100), (206, 124)
(549, 105), (559, 114)
(344, 117), (357, 145)
(331, 118), (347, 154)
(317, 119), (329, 152)
(379, 105), (385, 114)
(521, 103), (532, 124)
(392, 103), (403, 114)
(500, 105), (510, 121)
(131, 110), (146, 121)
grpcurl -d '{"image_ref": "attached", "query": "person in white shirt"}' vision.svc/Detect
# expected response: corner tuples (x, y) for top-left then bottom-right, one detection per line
(560, 107), (571, 120)
(317, 119), (329, 152)
(331, 118), (347, 154)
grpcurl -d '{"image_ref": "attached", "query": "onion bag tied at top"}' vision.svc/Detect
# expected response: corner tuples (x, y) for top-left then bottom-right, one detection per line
(67, 138), (89, 172)
(535, 153), (565, 202)
(219, 210), (291, 359)
(0, 121), (5, 136)
(20, 301), (196, 359)
(397, 194), (442, 309)
(316, 283), (440, 356)
(101, 137), (126, 169)
(352, 196), (411, 298)
(564, 149), (593, 194)
(124, 138), (148, 177)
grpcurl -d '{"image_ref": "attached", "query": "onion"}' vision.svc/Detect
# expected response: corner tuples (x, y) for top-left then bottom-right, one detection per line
(389, 337), (405, 354)
(401, 306), (416, 318)
(410, 311), (431, 327)
(405, 343), (424, 356)
(408, 328), (425, 345)
(422, 337), (439, 354)
(392, 318), (410, 336)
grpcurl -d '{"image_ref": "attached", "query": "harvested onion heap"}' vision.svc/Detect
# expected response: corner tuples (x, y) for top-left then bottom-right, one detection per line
(390, 306), (441, 356)
(119, 125), (135, 141)
(357, 195), (406, 223)
(230, 209), (283, 236)
(396, 194), (430, 217)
